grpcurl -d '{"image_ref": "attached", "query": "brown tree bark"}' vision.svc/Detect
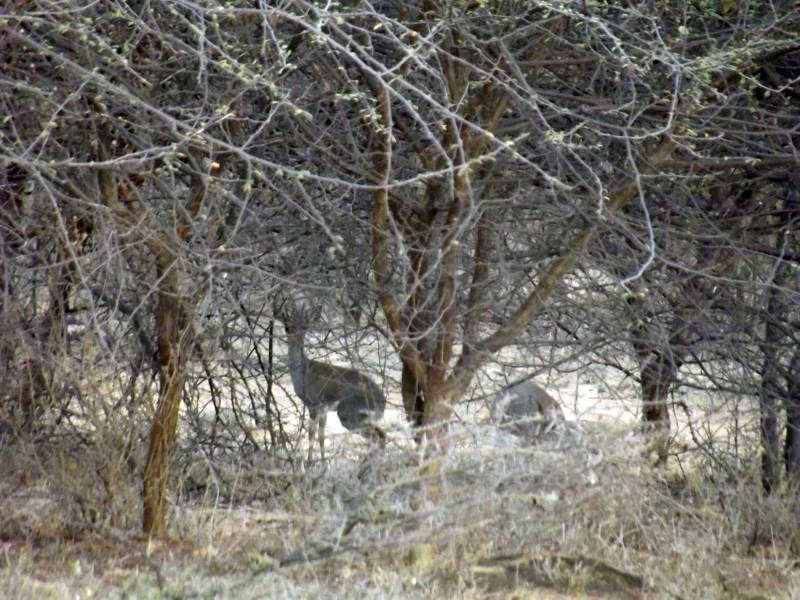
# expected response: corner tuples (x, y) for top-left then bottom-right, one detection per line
(369, 65), (679, 446)
(625, 290), (685, 438)
(96, 128), (206, 533)
(142, 262), (191, 534)
(139, 177), (205, 533)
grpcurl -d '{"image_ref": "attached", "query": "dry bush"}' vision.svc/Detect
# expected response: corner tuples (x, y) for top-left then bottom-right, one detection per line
(0, 434), (143, 542)
(0, 373), (151, 542)
(1, 414), (799, 599)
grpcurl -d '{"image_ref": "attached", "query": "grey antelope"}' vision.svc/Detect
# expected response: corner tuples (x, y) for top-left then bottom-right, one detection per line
(489, 380), (565, 439)
(278, 302), (386, 461)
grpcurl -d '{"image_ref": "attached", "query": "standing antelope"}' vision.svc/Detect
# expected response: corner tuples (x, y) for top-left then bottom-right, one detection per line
(279, 303), (386, 461)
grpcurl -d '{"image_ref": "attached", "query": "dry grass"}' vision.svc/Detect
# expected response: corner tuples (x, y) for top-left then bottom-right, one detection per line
(1, 416), (799, 599)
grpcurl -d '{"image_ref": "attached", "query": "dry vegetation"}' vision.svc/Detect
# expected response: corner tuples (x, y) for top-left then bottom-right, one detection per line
(2, 385), (798, 600)
(2, 2), (798, 598)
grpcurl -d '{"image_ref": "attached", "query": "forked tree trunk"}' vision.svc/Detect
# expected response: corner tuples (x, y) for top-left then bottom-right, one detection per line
(142, 262), (191, 534)
(369, 68), (678, 448)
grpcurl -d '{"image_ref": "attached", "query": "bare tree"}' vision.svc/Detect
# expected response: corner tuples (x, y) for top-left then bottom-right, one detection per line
(2, 0), (798, 536)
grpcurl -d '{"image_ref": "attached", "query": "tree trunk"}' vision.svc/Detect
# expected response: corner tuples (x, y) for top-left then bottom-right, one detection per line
(640, 355), (674, 427)
(142, 262), (191, 535)
(638, 353), (677, 466)
(95, 129), (206, 534)
(785, 348), (800, 488)
(369, 70), (678, 447)
(760, 370), (783, 496)
(402, 361), (425, 430)
(759, 261), (790, 495)
(626, 292), (677, 433)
